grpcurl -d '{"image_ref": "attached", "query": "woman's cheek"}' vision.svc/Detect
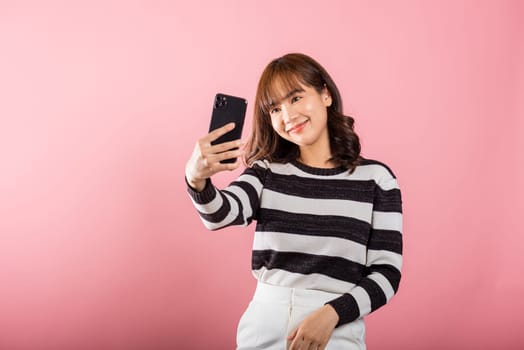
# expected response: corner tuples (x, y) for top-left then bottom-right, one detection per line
(270, 118), (282, 134)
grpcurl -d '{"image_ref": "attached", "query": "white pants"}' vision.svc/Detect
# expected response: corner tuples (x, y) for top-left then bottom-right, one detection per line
(237, 283), (366, 350)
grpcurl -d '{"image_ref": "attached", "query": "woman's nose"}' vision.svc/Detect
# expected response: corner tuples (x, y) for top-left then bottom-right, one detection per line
(281, 104), (295, 123)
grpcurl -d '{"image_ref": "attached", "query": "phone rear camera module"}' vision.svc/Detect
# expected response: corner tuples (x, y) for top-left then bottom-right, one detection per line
(214, 96), (228, 109)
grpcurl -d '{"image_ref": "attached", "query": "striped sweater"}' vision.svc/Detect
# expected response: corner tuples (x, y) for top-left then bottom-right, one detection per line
(187, 158), (403, 326)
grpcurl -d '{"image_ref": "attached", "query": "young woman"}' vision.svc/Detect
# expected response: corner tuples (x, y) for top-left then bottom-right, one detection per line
(185, 53), (403, 350)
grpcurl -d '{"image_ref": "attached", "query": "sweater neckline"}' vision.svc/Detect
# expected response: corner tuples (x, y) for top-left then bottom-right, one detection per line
(290, 159), (347, 176)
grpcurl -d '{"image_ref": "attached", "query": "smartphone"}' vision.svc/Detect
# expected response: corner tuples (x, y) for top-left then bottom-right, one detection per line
(208, 93), (247, 163)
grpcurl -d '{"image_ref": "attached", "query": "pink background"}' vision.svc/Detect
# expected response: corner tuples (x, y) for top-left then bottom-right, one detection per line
(1, 1), (523, 349)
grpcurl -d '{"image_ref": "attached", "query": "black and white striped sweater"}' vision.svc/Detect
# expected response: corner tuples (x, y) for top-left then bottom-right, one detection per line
(187, 158), (403, 326)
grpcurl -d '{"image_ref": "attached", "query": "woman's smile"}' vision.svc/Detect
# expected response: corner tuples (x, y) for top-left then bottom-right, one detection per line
(286, 119), (309, 134)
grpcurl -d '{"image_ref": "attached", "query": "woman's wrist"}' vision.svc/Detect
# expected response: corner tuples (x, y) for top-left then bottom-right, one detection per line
(184, 164), (207, 192)
(186, 176), (206, 192)
(322, 304), (340, 327)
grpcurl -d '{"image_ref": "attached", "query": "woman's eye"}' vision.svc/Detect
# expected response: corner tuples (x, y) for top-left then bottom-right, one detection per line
(270, 107), (281, 115)
(291, 96), (302, 103)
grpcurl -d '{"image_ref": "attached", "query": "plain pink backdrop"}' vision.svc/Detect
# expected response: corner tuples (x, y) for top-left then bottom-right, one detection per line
(1, 1), (523, 349)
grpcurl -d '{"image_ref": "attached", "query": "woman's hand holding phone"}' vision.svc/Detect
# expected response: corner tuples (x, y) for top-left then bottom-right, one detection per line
(185, 122), (244, 192)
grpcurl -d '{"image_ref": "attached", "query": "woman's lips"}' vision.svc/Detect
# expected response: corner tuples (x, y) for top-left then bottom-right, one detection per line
(287, 120), (308, 134)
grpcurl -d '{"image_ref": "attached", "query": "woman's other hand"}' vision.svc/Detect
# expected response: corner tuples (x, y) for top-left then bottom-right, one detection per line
(287, 304), (339, 350)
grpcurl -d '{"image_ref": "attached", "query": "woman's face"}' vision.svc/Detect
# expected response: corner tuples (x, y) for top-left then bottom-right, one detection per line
(268, 82), (332, 150)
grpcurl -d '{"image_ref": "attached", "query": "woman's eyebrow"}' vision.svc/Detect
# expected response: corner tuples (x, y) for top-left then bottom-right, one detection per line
(270, 88), (305, 107)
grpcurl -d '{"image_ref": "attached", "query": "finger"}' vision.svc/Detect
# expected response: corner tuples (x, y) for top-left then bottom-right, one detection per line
(209, 139), (244, 153)
(203, 148), (243, 167)
(301, 339), (313, 350)
(226, 157), (244, 171)
(289, 337), (303, 350)
(287, 328), (298, 341)
(288, 332), (303, 350)
(206, 122), (236, 142)
(205, 158), (241, 174)
(227, 160), (242, 171)
(216, 148), (245, 162)
(215, 160), (241, 173)
(307, 343), (319, 350)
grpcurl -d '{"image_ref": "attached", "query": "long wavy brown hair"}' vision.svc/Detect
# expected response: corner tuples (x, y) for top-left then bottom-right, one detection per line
(245, 53), (361, 172)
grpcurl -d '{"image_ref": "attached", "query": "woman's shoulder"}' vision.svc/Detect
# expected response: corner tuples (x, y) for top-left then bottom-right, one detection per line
(250, 159), (270, 168)
(249, 159), (298, 178)
(356, 157), (398, 182)
(249, 159), (274, 175)
(250, 159), (290, 170)
(244, 159), (273, 183)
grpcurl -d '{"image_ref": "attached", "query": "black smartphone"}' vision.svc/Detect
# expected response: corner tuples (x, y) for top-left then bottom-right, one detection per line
(208, 93), (247, 163)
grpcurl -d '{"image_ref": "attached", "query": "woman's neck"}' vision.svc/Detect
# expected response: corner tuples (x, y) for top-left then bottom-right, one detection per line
(296, 127), (336, 168)
(298, 145), (336, 169)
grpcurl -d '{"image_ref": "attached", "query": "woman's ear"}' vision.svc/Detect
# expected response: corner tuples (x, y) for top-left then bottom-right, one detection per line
(322, 86), (332, 107)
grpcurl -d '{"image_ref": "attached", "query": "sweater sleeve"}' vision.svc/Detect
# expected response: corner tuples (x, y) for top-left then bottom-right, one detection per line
(327, 173), (403, 326)
(186, 162), (267, 230)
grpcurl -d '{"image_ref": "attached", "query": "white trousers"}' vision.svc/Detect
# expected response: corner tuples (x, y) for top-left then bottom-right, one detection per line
(237, 283), (366, 350)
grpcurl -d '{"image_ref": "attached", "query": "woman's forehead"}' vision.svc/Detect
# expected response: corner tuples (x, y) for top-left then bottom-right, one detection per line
(266, 74), (306, 105)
